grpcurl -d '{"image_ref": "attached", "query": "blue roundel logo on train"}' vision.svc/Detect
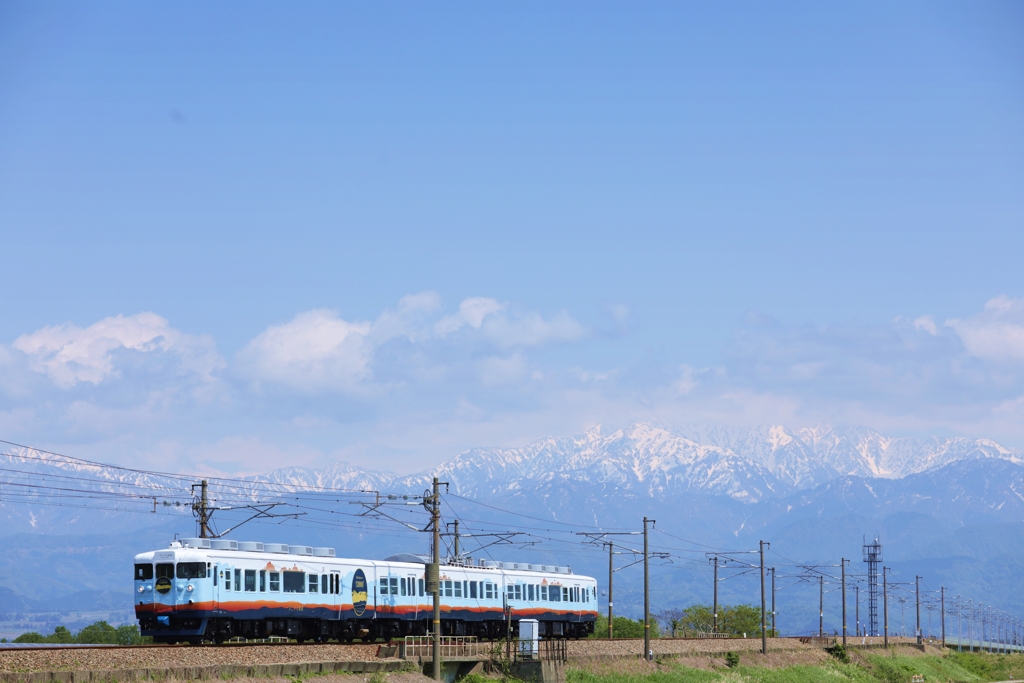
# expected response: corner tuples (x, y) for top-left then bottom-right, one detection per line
(351, 569), (368, 616)
(155, 577), (172, 594)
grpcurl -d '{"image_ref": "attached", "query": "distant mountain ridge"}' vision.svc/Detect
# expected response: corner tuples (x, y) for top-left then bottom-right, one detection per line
(252, 423), (1024, 503)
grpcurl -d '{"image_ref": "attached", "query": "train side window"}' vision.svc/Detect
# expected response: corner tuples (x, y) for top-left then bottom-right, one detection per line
(418, 579), (424, 596)
(400, 578), (406, 596)
(156, 563), (174, 580)
(245, 570), (256, 592)
(527, 585), (533, 601)
(454, 581), (462, 598)
(469, 581), (477, 599)
(225, 570), (232, 590)
(283, 571), (305, 593)
(380, 578), (389, 595)
(562, 587), (568, 601)
(135, 564), (154, 581)
(321, 575), (328, 594)
(540, 585), (547, 601)
(234, 569), (241, 591)
(270, 572), (280, 592)
(309, 574), (319, 593)
(259, 570), (266, 592)
(443, 580), (453, 597)
(389, 577), (398, 595)
(214, 567), (218, 586)
(550, 586), (560, 602)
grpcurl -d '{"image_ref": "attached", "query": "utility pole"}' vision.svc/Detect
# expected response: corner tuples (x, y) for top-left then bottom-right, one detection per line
(819, 575), (824, 637)
(968, 599), (973, 652)
(916, 576), (922, 646)
(643, 517), (652, 661)
(193, 479), (212, 538)
(771, 567), (776, 637)
(981, 603), (986, 652)
(607, 542), (614, 639)
(883, 567), (889, 648)
(712, 555), (719, 634)
(841, 559), (848, 647)
(941, 587), (946, 649)
(452, 520), (459, 559)
(429, 477), (442, 680)
(957, 595), (962, 652)
(855, 585), (860, 637)
(760, 540), (768, 655)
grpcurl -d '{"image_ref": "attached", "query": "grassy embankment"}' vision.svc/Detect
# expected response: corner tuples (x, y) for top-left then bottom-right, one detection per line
(566, 649), (1024, 683)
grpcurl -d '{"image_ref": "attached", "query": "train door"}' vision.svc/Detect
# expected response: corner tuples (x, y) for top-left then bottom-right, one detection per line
(152, 551), (176, 617)
(212, 563), (220, 612)
(380, 567), (397, 615)
(408, 574), (419, 619)
(329, 570), (342, 618)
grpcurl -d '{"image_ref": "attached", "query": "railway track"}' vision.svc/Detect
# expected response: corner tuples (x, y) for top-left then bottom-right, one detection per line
(0, 640), (378, 652)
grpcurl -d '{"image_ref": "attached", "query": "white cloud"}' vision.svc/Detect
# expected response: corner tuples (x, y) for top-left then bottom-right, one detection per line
(479, 309), (586, 347)
(913, 315), (938, 335)
(236, 309), (374, 392)
(436, 297), (585, 347)
(947, 295), (1024, 362)
(434, 297), (505, 337)
(11, 312), (222, 388)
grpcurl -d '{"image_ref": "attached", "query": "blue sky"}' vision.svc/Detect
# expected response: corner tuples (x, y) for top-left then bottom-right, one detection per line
(2, 2), (1023, 475)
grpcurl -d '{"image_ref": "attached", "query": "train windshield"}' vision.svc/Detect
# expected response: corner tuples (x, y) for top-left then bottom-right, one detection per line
(177, 562), (206, 579)
(156, 563), (174, 579)
(135, 564), (153, 580)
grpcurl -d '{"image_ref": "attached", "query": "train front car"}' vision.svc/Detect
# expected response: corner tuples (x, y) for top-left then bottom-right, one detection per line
(134, 542), (214, 643)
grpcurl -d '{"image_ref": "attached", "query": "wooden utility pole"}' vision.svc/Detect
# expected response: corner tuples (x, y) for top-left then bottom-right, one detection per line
(771, 567), (776, 636)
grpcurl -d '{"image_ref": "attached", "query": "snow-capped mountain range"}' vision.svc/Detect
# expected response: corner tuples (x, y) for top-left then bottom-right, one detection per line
(257, 423), (1023, 503)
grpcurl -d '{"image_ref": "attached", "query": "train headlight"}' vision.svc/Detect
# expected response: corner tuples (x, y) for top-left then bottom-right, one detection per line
(186, 584), (194, 592)
(138, 585), (145, 593)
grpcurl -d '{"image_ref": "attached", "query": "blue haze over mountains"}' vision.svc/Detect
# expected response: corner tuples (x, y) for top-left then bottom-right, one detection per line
(3, 423), (1023, 636)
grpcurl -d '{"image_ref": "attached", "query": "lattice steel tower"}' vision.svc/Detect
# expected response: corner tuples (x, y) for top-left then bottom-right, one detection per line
(863, 536), (883, 636)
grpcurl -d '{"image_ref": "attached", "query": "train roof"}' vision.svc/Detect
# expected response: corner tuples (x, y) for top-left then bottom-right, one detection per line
(156, 538), (575, 574)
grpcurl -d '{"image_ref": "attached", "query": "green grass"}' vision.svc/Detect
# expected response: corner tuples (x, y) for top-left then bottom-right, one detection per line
(565, 651), (1022, 683)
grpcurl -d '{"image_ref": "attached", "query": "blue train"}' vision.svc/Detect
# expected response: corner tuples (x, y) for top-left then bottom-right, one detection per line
(134, 538), (598, 643)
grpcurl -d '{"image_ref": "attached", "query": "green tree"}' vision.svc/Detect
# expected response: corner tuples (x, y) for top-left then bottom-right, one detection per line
(115, 623), (144, 645)
(676, 604), (773, 637)
(13, 632), (46, 643)
(588, 614), (660, 639)
(50, 626), (75, 643)
(76, 621), (119, 644)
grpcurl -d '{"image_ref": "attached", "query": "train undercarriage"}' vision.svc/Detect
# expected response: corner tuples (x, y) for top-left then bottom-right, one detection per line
(141, 615), (593, 644)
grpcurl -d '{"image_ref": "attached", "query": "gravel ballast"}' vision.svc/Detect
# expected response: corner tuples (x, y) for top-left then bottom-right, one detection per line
(0, 637), (922, 675)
